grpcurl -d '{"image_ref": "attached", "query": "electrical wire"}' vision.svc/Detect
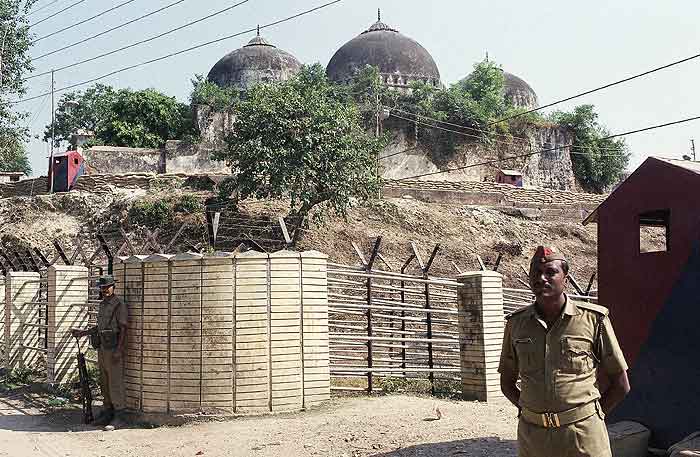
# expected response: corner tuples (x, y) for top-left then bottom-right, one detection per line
(29, 0), (88, 28)
(27, 0), (62, 17)
(395, 114), (700, 181)
(27, 94), (50, 127)
(34, 0), (138, 43)
(390, 107), (530, 146)
(13, 0), (343, 104)
(32, 0), (188, 61)
(28, 0), (251, 79)
(387, 111), (632, 157)
(490, 52), (700, 126)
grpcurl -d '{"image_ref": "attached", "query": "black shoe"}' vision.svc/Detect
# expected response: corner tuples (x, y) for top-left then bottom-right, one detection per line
(92, 409), (114, 426)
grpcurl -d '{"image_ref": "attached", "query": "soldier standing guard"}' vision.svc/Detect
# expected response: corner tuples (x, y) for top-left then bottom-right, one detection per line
(72, 275), (128, 426)
(499, 246), (631, 457)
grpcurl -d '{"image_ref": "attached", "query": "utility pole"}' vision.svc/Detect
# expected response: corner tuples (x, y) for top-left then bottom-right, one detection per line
(49, 69), (55, 194)
(691, 139), (696, 161)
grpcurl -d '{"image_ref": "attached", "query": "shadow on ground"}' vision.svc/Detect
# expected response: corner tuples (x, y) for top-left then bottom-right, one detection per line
(370, 437), (517, 457)
(0, 388), (143, 433)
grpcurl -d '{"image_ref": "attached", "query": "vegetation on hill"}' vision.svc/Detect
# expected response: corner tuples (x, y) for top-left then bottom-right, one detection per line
(0, 0), (39, 175)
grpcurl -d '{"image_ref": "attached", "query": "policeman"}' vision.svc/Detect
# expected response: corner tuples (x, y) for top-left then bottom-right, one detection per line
(499, 246), (631, 457)
(72, 275), (128, 426)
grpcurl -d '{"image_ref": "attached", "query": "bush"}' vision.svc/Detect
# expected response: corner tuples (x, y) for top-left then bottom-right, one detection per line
(128, 200), (174, 228)
(173, 194), (203, 214)
(0, 367), (41, 390)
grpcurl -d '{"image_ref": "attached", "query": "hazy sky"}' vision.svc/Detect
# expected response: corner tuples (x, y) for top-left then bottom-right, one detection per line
(19, 0), (700, 175)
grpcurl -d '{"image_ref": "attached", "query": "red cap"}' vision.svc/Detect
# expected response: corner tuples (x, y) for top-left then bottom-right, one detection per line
(531, 246), (567, 264)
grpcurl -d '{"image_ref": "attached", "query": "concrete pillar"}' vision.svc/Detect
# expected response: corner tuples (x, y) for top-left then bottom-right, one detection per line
(4, 271), (41, 370)
(457, 271), (506, 403)
(234, 251), (270, 415)
(46, 265), (89, 384)
(118, 255), (147, 412)
(300, 251), (330, 408)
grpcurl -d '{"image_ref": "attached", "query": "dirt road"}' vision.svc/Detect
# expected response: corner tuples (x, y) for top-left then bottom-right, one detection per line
(0, 392), (517, 457)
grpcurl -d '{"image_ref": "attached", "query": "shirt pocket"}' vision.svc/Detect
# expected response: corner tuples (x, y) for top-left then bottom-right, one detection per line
(560, 336), (595, 373)
(514, 338), (538, 375)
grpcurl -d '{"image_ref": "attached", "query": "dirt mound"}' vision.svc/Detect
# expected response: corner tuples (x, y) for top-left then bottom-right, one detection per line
(0, 185), (615, 289)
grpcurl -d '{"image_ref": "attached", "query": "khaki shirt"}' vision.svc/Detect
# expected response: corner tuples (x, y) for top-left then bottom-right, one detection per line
(498, 295), (628, 413)
(97, 294), (127, 333)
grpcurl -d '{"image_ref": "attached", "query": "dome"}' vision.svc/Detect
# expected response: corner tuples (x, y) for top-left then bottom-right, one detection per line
(503, 71), (538, 110)
(207, 30), (302, 91)
(326, 11), (441, 90)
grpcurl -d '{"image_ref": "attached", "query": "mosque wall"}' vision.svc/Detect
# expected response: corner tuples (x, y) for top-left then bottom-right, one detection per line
(380, 119), (577, 190)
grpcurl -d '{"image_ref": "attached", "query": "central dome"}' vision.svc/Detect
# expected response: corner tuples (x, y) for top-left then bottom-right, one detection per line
(207, 30), (302, 91)
(326, 12), (441, 90)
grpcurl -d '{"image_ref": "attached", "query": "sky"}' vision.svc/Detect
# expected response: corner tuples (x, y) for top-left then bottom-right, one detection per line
(17, 0), (700, 176)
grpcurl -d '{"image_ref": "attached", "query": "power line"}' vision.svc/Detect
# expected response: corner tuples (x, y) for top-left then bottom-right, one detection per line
(13, 0), (343, 104)
(27, 0), (62, 17)
(490, 52), (700, 126)
(388, 111), (631, 156)
(390, 107), (530, 146)
(389, 112), (525, 149)
(29, 0), (89, 28)
(396, 114), (700, 181)
(34, 0), (138, 43)
(28, 0), (250, 80)
(33, 0), (188, 61)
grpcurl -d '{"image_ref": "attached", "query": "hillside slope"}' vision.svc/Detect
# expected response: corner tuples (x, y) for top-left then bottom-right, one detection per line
(0, 186), (608, 290)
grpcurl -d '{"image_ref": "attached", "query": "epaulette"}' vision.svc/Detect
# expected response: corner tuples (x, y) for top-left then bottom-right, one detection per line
(505, 305), (533, 320)
(576, 301), (609, 317)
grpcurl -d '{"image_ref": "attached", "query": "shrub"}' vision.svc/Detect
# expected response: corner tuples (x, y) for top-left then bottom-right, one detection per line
(173, 194), (203, 214)
(128, 200), (174, 228)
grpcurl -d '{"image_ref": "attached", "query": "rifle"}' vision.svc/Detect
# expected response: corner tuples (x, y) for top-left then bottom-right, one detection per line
(75, 337), (94, 424)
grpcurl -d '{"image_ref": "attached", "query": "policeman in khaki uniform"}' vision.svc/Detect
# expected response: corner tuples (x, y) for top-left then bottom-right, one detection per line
(72, 275), (128, 426)
(499, 246), (631, 457)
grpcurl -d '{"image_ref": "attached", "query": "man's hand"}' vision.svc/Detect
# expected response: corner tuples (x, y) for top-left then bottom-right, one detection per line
(601, 370), (630, 414)
(71, 328), (86, 338)
(500, 368), (521, 410)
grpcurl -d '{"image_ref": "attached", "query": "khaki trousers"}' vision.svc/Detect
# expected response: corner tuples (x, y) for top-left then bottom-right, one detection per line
(98, 348), (125, 410)
(518, 412), (612, 457)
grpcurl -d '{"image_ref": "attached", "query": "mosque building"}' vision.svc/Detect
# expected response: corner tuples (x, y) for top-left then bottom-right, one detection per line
(204, 11), (539, 110)
(193, 11), (572, 189)
(207, 27), (302, 92)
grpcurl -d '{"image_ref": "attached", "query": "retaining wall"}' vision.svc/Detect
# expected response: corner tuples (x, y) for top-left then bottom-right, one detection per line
(113, 250), (330, 415)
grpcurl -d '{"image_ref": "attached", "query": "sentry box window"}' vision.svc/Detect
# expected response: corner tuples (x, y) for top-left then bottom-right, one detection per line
(639, 209), (670, 253)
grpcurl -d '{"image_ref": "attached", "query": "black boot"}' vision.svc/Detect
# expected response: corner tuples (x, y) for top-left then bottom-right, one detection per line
(92, 407), (114, 426)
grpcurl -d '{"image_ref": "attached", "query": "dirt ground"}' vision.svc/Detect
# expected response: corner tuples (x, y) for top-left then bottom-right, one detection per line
(0, 391), (518, 457)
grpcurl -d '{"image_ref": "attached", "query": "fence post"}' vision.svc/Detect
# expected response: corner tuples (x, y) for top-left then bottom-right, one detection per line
(46, 265), (89, 384)
(4, 271), (41, 370)
(457, 271), (505, 402)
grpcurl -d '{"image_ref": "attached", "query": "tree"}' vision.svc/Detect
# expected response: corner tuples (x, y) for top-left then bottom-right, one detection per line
(190, 74), (239, 111)
(46, 85), (196, 148)
(0, 0), (38, 174)
(215, 64), (384, 237)
(456, 59), (509, 121)
(549, 105), (630, 193)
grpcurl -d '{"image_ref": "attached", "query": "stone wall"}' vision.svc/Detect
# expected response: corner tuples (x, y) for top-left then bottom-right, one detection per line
(83, 146), (164, 175)
(164, 140), (229, 175)
(380, 119), (577, 190)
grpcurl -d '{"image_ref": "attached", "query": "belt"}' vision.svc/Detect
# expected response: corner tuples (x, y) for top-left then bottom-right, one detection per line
(520, 401), (599, 428)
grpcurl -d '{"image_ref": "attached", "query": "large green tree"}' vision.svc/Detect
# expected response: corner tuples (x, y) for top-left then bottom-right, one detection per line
(215, 64), (384, 236)
(0, 0), (38, 174)
(46, 85), (196, 148)
(549, 105), (630, 193)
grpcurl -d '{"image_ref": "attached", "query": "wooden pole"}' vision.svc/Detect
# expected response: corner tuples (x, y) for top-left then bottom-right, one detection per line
(365, 237), (382, 394)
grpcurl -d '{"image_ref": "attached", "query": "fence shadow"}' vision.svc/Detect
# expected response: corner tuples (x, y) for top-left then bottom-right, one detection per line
(369, 436), (517, 457)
